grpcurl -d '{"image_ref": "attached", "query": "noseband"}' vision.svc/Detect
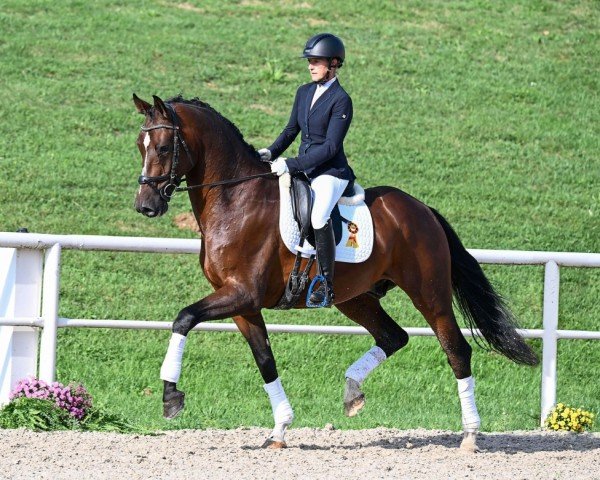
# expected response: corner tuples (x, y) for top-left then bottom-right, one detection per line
(138, 105), (191, 202)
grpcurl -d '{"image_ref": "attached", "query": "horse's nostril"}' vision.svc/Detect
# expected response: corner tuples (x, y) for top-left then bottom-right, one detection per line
(141, 207), (158, 217)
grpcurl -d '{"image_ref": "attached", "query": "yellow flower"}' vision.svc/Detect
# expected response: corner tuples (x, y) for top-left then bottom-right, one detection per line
(545, 403), (595, 433)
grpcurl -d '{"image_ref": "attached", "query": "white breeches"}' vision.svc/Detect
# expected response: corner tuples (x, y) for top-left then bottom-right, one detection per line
(310, 175), (349, 229)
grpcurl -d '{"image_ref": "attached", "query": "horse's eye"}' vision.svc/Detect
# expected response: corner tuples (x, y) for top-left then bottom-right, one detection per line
(157, 145), (171, 156)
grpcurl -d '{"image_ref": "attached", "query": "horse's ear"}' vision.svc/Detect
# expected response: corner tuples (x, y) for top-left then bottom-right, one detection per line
(152, 95), (169, 119)
(133, 93), (152, 115)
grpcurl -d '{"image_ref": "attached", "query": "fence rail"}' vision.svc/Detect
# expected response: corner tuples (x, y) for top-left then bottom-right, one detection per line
(3, 316), (600, 340)
(1, 231), (599, 425)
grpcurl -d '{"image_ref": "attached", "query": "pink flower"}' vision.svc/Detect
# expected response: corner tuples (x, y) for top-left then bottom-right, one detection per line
(10, 377), (93, 420)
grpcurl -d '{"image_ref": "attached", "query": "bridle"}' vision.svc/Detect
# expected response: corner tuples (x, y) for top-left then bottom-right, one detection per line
(138, 104), (275, 202)
(138, 104), (192, 202)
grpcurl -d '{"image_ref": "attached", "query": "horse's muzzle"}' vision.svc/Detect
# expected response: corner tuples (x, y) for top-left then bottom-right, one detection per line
(134, 197), (169, 218)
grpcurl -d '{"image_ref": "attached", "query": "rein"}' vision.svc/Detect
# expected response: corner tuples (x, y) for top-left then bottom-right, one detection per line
(139, 106), (275, 201)
(175, 171), (276, 192)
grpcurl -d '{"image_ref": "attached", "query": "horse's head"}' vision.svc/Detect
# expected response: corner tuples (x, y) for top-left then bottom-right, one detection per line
(132, 94), (192, 217)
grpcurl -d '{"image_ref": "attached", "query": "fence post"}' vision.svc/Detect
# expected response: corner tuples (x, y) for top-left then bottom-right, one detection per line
(0, 248), (43, 405)
(39, 244), (61, 383)
(540, 260), (560, 425)
(0, 248), (16, 404)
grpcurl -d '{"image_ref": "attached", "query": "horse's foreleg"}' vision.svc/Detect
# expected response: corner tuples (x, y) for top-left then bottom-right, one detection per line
(161, 335), (187, 419)
(336, 293), (409, 417)
(160, 284), (257, 419)
(234, 314), (293, 449)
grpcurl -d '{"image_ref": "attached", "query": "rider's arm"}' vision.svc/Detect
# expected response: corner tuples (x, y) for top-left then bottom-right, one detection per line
(268, 88), (301, 159)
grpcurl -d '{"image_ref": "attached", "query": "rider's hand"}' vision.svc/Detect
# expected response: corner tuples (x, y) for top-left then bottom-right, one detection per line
(258, 148), (272, 162)
(270, 158), (289, 176)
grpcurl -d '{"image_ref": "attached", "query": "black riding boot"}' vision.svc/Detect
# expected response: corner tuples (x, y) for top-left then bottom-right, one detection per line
(310, 219), (336, 307)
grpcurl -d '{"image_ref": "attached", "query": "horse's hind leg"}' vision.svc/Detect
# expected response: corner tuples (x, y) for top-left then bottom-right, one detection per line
(430, 311), (480, 452)
(336, 293), (409, 417)
(233, 313), (293, 449)
(398, 270), (481, 452)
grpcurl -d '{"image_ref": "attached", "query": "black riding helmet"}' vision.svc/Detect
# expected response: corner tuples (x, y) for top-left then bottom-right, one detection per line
(301, 33), (345, 68)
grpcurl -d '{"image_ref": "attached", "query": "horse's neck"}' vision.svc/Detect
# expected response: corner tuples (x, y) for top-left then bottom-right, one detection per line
(187, 115), (276, 234)
(192, 109), (266, 181)
(191, 171), (278, 236)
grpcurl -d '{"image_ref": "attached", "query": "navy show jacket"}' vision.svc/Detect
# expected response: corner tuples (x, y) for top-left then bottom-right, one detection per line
(268, 80), (355, 181)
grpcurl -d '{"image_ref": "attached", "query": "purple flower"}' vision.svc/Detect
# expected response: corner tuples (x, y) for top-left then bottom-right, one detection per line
(9, 377), (93, 420)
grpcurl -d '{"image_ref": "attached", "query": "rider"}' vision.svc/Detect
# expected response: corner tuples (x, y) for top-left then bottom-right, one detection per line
(259, 33), (355, 307)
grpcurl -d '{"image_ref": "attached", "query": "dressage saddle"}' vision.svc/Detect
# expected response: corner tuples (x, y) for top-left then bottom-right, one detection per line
(290, 173), (354, 248)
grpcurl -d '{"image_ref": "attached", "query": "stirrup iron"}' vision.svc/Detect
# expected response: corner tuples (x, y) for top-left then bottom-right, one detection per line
(306, 274), (332, 308)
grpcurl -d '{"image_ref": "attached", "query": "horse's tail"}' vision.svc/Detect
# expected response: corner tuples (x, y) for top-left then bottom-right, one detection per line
(430, 208), (539, 366)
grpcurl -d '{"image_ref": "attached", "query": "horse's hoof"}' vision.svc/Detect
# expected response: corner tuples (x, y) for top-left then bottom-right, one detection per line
(344, 394), (365, 417)
(261, 438), (287, 449)
(344, 378), (365, 417)
(460, 432), (480, 453)
(163, 391), (185, 419)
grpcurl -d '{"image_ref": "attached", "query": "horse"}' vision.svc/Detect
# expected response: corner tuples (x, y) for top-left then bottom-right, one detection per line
(132, 94), (538, 451)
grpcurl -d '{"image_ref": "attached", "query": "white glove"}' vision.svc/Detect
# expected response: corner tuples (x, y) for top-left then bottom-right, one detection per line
(270, 158), (289, 176)
(258, 148), (272, 162)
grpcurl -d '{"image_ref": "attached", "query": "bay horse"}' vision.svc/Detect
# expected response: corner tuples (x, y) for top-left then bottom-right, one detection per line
(132, 94), (538, 451)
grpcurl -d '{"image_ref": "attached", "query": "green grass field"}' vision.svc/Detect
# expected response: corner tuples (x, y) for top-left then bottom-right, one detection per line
(1, 0), (598, 432)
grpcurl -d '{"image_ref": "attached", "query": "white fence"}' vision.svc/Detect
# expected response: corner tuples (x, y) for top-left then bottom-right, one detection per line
(1, 231), (599, 425)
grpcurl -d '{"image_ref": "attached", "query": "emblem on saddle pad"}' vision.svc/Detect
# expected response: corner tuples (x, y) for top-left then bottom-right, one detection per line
(346, 222), (359, 248)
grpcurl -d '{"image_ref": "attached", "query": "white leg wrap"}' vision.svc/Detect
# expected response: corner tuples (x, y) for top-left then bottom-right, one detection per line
(457, 376), (480, 432)
(345, 346), (387, 386)
(160, 333), (187, 383)
(264, 377), (294, 428)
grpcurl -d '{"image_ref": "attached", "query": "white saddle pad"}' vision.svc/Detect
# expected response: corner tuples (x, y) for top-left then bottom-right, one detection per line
(278, 174), (373, 263)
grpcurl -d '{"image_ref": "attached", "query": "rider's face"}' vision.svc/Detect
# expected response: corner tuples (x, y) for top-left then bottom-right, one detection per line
(307, 58), (331, 82)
